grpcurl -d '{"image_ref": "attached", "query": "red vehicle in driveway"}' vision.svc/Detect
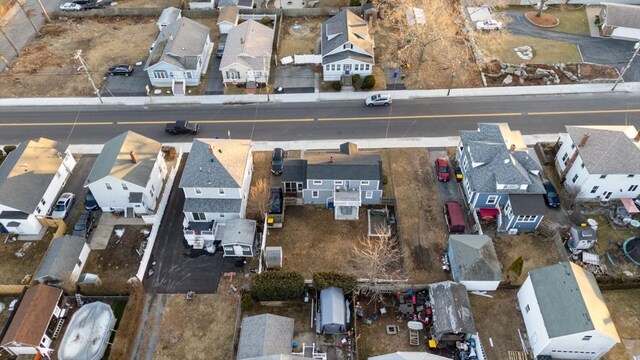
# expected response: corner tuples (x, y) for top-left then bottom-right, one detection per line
(435, 157), (451, 182)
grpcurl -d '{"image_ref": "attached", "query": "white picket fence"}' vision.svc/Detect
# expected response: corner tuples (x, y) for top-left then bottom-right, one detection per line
(239, 13), (277, 21)
(280, 54), (322, 65)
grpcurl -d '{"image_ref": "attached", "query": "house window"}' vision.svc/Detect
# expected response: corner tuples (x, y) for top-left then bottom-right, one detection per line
(186, 72), (193, 79)
(582, 336), (592, 341)
(365, 191), (373, 199)
(580, 162), (585, 169)
(336, 64), (341, 71)
(516, 215), (537, 222)
(361, 180), (370, 186)
(36, 206), (41, 214)
(311, 190), (319, 198)
(41, 199), (46, 205)
(590, 186), (599, 194)
(487, 195), (498, 205)
(525, 304), (530, 313)
(354, 64), (360, 71)
(331, 64), (336, 71)
(571, 143), (575, 149)
(629, 185), (638, 192)
(334, 180), (343, 186)
(220, 214), (225, 217)
(312, 180), (322, 185)
(153, 70), (169, 79)
(150, 189), (154, 197)
(325, 65), (330, 71)
(562, 153), (569, 165)
(572, 174), (579, 183)
(600, 174), (607, 179)
(219, 188), (225, 195)
(365, 64), (370, 71)
(122, 183), (128, 190)
(192, 212), (206, 221)
(195, 188), (202, 195)
(226, 71), (240, 80)
(105, 183), (112, 190)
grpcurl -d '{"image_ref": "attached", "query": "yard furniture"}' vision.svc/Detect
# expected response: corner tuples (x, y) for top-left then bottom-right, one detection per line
(408, 321), (423, 346)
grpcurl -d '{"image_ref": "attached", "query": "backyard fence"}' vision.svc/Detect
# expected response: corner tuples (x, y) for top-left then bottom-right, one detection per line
(239, 13), (277, 21)
(0, 284), (26, 295)
(280, 54), (322, 65)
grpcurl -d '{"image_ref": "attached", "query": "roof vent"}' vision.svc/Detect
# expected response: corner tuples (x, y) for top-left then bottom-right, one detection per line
(503, 159), (509, 164)
(199, 167), (203, 172)
(129, 151), (137, 164)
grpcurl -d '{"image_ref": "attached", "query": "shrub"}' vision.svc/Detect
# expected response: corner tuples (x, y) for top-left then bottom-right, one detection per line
(352, 74), (362, 90)
(361, 75), (376, 90)
(313, 272), (357, 292)
(331, 82), (342, 91)
(241, 293), (254, 311)
(3, 145), (16, 154)
(261, 16), (272, 26)
(252, 271), (305, 301)
(382, 175), (388, 185)
(350, 0), (361, 5)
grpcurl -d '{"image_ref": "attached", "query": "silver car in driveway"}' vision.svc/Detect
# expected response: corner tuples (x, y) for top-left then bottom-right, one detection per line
(51, 193), (75, 219)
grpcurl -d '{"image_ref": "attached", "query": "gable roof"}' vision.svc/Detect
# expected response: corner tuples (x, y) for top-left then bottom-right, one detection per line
(460, 123), (545, 194)
(0, 138), (68, 213)
(448, 234), (502, 282)
(528, 261), (620, 340)
(429, 281), (476, 337)
(603, 3), (640, 29)
(236, 314), (294, 359)
(1, 284), (63, 347)
(179, 139), (251, 188)
(145, 17), (210, 71)
(34, 235), (88, 283)
(220, 20), (274, 71)
(290, 144), (382, 181)
(157, 6), (181, 26)
(85, 131), (161, 187)
(565, 125), (640, 174)
(218, 6), (239, 24)
(321, 10), (374, 61)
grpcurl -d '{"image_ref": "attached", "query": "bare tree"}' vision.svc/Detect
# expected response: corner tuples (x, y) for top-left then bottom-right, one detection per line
(248, 178), (271, 220)
(536, 0), (548, 18)
(0, 26), (20, 56)
(17, 0), (41, 35)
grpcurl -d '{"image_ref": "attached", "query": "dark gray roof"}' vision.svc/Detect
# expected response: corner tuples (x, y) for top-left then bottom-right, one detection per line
(183, 198), (242, 213)
(304, 148), (382, 181)
(528, 262), (619, 340)
(566, 126), (640, 174)
(179, 139), (251, 189)
(145, 17), (211, 71)
(217, 218), (256, 246)
(34, 235), (87, 283)
(509, 194), (548, 216)
(429, 281), (476, 336)
(448, 235), (502, 282)
(283, 159), (307, 183)
(460, 123), (545, 194)
(0, 138), (68, 213)
(0, 211), (30, 219)
(321, 10), (374, 62)
(237, 314), (294, 359)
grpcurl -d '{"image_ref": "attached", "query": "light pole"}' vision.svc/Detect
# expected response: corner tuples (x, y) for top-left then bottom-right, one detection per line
(74, 50), (103, 104)
(612, 41), (640, 91)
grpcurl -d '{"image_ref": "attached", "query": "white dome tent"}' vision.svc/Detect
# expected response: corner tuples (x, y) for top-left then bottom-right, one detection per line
(58, 302), (116, 360)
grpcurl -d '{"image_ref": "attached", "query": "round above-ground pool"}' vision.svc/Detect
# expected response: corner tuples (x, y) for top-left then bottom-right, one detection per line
(622, 236), (640, 266)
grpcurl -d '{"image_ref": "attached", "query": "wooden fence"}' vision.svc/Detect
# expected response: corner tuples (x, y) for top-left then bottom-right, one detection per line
(0, 284), (26, 295)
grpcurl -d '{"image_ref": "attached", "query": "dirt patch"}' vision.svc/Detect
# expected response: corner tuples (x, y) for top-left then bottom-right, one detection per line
(566, 63), (618, 79)
(0, 230), (54, 285)
(244, 301), (313, 335)
(525, 12), (560, 27)
(483, 61), (617, 87)
(81, 225), (149, 295)
(590, 214), (639, 275)
(385, 148), (449, 284)
(603, 289), (640, 360)
(494, 233), (561, 285)
(247, 152), (272, 220)
(277, 17), (326, 59)
(0, 17), (158, 98)
(153, 277), (241, 360)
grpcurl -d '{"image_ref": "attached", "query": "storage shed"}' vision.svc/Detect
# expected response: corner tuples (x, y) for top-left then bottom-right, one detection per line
(447, 234), (502, 291)
(316, 287), (348, 334)
(568, 225), (597, 251)
(236, 314), (294, 359)
(34, 235), (91, 286)
(217, 218), (257, 257)
(58, 302), (116, 360)
(217, 6), (239, 34)
(428, 281), (476, 346)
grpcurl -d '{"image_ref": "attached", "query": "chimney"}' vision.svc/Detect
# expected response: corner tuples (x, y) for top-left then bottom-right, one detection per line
(578, 133), (590, 148)
(129, 151), (137, 164)
(634, 131), (640, 142)
(509, 144), (516, 153)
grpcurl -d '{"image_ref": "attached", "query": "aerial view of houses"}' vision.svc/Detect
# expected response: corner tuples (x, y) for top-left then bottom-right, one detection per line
(0, 0), (639, 358)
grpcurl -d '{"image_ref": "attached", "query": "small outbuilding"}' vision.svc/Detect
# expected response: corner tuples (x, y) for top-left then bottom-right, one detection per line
(34, 234), (91, 286)
(217, 218), (257, 257)
(58, 302), (116, 360)
(316, 287), (348, 334)
(599, 3), (640, 41)
(236, 314), (294, 359)
(428, 281), (476, 346)
(447, 234), (502, 291)
(217, 6), (239, 34)
(568, 225), (597, 251)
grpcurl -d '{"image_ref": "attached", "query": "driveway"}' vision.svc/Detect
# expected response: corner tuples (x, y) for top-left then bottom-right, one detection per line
(274, 65), (315, 93)
(204, 55), (224, 95)
(429, 150), (471, 234)
(507, 12), (640, 81)
(58, 154), (97, 227)
(143, 156), (240, 294)
(101, 65), (150, 97)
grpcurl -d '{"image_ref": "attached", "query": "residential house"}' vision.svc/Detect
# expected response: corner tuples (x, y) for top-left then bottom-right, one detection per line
(156, 6), (181, 31)
(0, 138), (76, 235)
(598, 3), (640, 41)
(236, 314), (294, 359)
(145, 17), (213, 94)
(84, 131), (168, 216)
(217, 0), (254, 9)
(517, 262), (620, 359)
(446, 234), (502, 291)
(282, 142), (383, 220)
(369, 353), (452, 360)
(555, 125), (640, 201)
(0, 284), (66, 358)
(456, 123), (548, 233)
(321, 10), (375, 81)
(217, 6), (239, 34)
(428, 281), (476, 345)
(220, 20), (274, 88)
(179, 139), (253, 251)
(34, 235), (91, 286)
(218, 218), (257, 257)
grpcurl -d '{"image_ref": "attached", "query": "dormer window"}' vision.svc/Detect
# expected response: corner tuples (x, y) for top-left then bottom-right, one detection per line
(342, 43), (353, 50)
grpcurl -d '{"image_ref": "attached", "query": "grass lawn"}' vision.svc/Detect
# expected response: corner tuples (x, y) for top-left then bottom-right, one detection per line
(0, 230), (53, 285)
(494, 233), (561, 285)
(589, 214), (639, 275)
(509, 6), (591, 36)
(477, 34), (581, 64)
(602, 289), (640, 359)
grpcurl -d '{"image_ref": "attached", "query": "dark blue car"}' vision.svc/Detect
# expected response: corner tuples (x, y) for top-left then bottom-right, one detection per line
(543, 182), (560, 208)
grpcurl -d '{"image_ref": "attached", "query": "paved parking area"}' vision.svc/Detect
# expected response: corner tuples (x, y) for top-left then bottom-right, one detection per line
(429, 149), (471, 233)
(144, 156), (240, 294)
(204, 56), (224, 95)
(58, 154), (97, 226)
(274, 65), (315, 93)
(101, 65), (150, 97)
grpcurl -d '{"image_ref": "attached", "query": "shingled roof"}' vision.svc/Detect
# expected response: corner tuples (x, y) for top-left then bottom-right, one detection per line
(566, 125), (640, 174)
(179, 139), (251, 188)
(236, 314), (294, 359)
(448, 234), (502, 283)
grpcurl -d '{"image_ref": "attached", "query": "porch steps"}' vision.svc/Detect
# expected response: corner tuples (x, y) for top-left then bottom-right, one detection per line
(172, 79), (186, 96)
(75, 293), (84, 307)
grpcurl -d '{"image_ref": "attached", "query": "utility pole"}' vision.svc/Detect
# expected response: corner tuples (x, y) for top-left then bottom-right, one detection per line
(35, 0), (51, 22)
(612, 42), (640, 91)
(74, 50), (103, 104)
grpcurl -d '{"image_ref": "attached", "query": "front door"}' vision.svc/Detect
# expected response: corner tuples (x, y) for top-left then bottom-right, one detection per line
(344, 64), (351, 75)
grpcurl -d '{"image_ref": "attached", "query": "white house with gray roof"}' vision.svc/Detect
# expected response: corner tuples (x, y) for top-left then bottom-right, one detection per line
(84, 132), (167, 216)
(555, 125), (640, 201)
(0, 138), (76, 235)
(456, 123), (547, 233)
(321, 10), (375, 81)
(179, 139), (253, 251)
(282, 142), (382, 220)
(447, 234), (502, 291)
(34, 235), (90, 286)
(219, 20), (274, 88)
(236, 314), (294, 359)
(145, 17), (213, 94)
(599, 3), (640, 41)
(517, 262), (620, 359)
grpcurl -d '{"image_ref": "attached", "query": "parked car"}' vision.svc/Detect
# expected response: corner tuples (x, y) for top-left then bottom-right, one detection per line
(476, 19), (503, 31)
(271, 148), (285, 176)
(165, 121), (199, 135)
(8, 299), (18, 312)
(72, 0), (92, 4)
(435, 157), (451, 182)
(83, 1), (108, 9)
(543, 181), (560, 208)
(84, 191), (98, 211)
(107, 64), (133, 76)
(268, 187), (283, 214)
(443, 201), (466, 234)
(365, 93), (392, 107)
(73, 211), (96, 238)
(60, 2), (82, 10)
(51, 193), (75, 219)
(216, 43), (225, 58)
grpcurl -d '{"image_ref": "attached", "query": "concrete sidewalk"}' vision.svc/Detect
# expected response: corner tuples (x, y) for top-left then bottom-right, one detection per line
(1, 82), (638, 107)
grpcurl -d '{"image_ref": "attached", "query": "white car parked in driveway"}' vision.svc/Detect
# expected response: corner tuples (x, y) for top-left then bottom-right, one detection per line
(476, 19), (503, 31)
(60, 2), (82, 11)
(51, 192), (75, 219)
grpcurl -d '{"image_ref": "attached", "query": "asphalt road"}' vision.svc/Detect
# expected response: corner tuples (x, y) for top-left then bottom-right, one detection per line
(0, 93), (639, 144)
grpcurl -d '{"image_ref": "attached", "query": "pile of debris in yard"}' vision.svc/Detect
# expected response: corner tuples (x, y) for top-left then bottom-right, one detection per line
(483, 60), (619, 86)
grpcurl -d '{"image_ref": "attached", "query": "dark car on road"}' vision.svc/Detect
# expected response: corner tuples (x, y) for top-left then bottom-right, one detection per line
(84, 191), (98, 211)
(73, 211), (96, 238)
(435, 157), (451, 182)
(165, 121), (199, 135)
(107, 64), (133, 76)
(543, 181), (560, 208)
(271, 148), (284, 175)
